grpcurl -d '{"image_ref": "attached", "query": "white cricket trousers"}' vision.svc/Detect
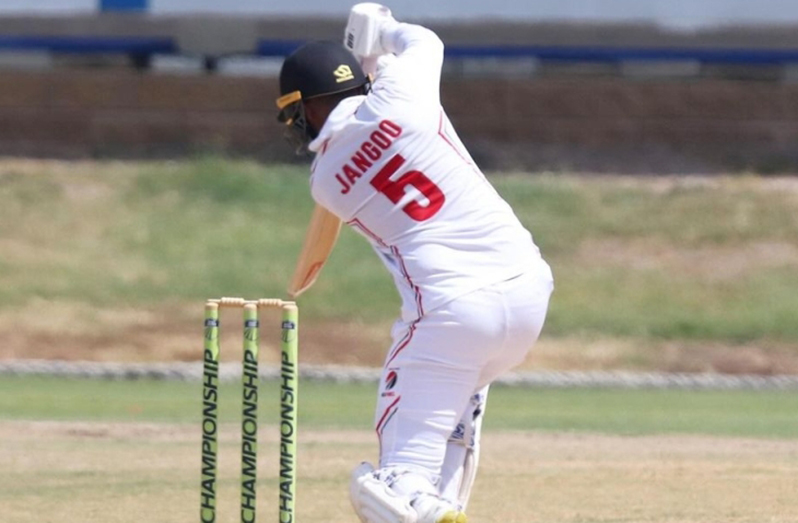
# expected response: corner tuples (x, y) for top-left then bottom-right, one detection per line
(374, 263), (554, 475)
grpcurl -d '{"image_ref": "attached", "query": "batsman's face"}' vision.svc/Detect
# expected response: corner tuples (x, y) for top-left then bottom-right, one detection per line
(276, 93), (314, 154)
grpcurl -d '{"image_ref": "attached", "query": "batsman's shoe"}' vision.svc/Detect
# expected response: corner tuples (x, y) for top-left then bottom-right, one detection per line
(411, 494), (468, 523)
(350, 462), (417, 523)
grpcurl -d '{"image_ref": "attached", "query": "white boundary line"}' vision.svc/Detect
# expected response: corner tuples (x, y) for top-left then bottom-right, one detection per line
(2, 359), (797, 390)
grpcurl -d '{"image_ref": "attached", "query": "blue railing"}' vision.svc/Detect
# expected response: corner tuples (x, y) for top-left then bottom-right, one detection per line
(256, 40), (306, 57)
(257, 39), (798, 65)
(444, 45), (798, 65)
(0, 35), (176, 55)
(2, 36), (796, 67)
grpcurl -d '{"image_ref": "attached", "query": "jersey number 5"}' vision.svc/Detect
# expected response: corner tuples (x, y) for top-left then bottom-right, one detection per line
(370, 154), (445, 221)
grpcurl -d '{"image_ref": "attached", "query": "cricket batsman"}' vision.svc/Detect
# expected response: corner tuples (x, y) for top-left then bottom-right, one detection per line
(276, 4), (554, 522)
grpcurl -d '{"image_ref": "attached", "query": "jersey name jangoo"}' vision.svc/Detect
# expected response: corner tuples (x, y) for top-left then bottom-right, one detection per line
(334, 119), (402, 195)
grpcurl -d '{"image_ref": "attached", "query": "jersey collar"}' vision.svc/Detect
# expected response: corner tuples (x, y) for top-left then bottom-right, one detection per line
(308, 95), (367, 153)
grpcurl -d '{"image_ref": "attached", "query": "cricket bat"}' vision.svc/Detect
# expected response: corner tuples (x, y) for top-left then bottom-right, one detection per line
(287, 204), (343, 298)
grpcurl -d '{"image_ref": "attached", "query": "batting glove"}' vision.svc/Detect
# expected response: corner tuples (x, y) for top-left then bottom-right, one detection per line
(344, 3), (397, 60)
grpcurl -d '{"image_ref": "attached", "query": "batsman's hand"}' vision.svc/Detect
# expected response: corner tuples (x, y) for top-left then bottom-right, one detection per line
(344, 3), (396, 60)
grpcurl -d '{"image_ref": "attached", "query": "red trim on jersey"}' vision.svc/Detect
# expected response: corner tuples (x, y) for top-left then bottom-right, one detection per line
(376, 395), (401, 436)
(348, 219), (425, 317)
(437, 110), (471, 165)
(391, 246), (424, 318)
(376, 396), (402, 436)
(375, 395), (401, 461)
(386, 318), (420, 366)
(348, 218), (389, 248)
(348, 219), (425, 319)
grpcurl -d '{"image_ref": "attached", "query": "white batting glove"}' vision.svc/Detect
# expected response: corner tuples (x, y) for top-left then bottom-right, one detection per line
(343, 3), (396, 60)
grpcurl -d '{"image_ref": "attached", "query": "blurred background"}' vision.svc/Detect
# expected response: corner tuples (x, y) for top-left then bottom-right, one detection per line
(1, 1), (797, 377)
(1, 0), (798, 171)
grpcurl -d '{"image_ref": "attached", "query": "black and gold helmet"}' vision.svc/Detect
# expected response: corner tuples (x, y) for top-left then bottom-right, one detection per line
(276, 41), (370, 153)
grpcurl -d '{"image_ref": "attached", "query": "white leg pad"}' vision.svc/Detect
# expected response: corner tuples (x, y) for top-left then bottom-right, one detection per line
(350, 462), (418, 523)
(457, 448), (478, 510)
(439, 388), (487, 510)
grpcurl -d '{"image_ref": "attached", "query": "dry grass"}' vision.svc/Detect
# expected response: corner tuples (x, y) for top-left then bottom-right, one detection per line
(2, 421), (797, 523)
(2, 297), (798, 374)
(528, 336), (798, 374)
(0, 299), (391, 365)
(3, 159), (798, 374)
(577, 238), (798, 282)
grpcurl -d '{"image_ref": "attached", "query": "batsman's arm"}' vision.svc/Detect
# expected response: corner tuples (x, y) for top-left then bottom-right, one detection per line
(344, 3), (444, 106)
(379, 22), (444, 104)
(287, 204), (343, 298)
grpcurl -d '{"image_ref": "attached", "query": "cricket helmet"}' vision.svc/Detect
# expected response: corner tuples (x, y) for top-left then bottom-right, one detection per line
(276, 40), (370, 152)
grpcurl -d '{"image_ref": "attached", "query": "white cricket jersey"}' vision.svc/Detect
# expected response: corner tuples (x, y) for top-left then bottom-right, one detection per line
(308, 23), (546, 321)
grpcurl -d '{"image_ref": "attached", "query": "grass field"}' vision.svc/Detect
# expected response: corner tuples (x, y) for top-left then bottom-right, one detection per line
(1, 158), (797, 373)
(2, 158), (798, 521)
(3, 377), (798, 523)
(4, 377), (798, 438)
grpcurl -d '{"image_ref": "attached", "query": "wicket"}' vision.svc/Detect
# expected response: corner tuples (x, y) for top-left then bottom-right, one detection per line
(200, 298), (299, 523)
